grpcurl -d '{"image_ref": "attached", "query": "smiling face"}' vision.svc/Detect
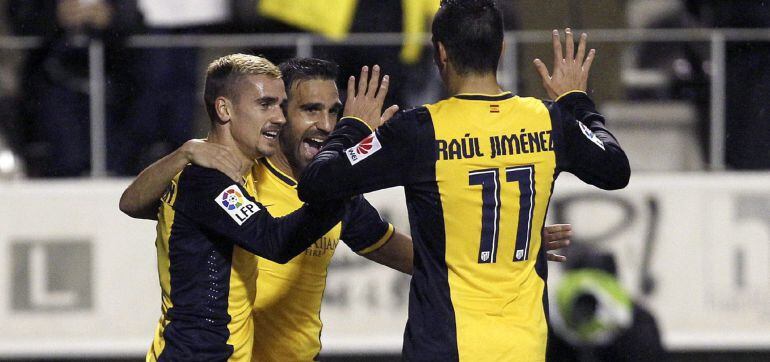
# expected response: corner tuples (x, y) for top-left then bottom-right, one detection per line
(280, 78), (342, 172)
(228, 74), (287, 159)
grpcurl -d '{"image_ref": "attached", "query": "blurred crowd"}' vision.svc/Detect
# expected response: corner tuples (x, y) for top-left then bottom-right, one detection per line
(0, 0), (767, 178)
(630, 0), (770, 170)
(0, 0), (448, 177)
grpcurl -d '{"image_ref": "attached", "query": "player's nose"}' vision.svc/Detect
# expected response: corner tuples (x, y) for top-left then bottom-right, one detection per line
(317, 114), (334, 133)
(271, 107), (286, 125)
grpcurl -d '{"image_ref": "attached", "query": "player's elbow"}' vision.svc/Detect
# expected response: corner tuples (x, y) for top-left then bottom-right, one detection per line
(118, 193), (140, 217)
(604, 176), (629, 190)
(604, 157), (631, 190)
(615, 155), (631, 189)
(296, 184), (313, 203)
(119, 192), (159, 220)
(297, 179), (327, 203)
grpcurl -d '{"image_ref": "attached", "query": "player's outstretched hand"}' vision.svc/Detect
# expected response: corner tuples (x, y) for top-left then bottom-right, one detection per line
(182, 139), (243, 183)
(343, 65), (390, 130)
(533, 28), (595, 100)
(543, 224), (572, 262)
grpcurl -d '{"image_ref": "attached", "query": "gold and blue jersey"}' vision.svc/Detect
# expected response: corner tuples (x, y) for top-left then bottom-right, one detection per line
(148, 163), (343, 361)
(298, 91), (630, 361)
(250, 159), (393, 361)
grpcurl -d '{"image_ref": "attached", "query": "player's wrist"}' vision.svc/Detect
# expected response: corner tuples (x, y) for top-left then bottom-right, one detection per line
(340, 116), (374, 133)
(555, 90), (587, 102)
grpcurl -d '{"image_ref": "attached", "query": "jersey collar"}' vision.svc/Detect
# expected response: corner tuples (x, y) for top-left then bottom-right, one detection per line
(453, 91), (514, 101)
(259, 158), (297, 187)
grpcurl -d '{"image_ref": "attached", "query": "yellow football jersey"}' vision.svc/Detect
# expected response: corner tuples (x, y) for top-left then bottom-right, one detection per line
(148, 165), (260, 362)
(251, 159), (393, 361)
(298, 91), (630, 361)
(148, 163), (344, 362)
(428, 94), (555, 360)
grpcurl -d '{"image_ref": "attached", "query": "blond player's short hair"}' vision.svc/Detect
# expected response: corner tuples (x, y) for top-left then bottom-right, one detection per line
(204, 54), (282, 123)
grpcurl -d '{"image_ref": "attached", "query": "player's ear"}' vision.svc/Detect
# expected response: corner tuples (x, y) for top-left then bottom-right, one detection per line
(435, 41), (449, 68)
(215, 96), (232, 124)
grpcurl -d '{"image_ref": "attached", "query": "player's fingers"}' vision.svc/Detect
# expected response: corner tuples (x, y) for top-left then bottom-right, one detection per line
(213, 144), (239, 164)
(583, 49), (596, 76)
(544, 225), (573, 237)
(565, 28), (574, 62)
(544, 223), (572, 234)
(547, 253), (567, 263)
(367, 64), (381, 98)
(576, 33), (587, 65)
(533, 59), (551, 83)
(545, 231), (572, 243)
(551, 29), (563, 68)
(357, 65), (369, 96)
(214, 157), (240, 182)
(224, 149), (241, 166)
(190, 145), (219, 166)
(209, 142), (232, 153)
(545, 239), (571, 250)
(376, 74), (390, 103)
(381, 104), (399, 123)
(213, 148), (238, 167)
(220, 153), (241, 174)
(346, 75), (355, 101)
(224, 169), (240, 183)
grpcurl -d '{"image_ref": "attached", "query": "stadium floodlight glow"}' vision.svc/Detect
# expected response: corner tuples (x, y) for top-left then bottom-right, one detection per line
(0, 149), (22, 178)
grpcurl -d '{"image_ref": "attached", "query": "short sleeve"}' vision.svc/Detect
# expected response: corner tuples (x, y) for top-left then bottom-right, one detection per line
(339, 195), (394, 254)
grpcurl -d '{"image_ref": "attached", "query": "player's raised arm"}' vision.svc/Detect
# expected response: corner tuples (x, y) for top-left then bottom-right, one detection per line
(119, 139), (243, 220)
(172, 165), (344, 263)
(534, 29), (630, 189)
(298, 66), (434, 203)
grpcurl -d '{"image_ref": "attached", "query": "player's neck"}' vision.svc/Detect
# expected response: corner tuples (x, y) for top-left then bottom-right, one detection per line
(207, 130), (257, 177)
(266, 151), (298, 180)
(446, 72), (503, 97)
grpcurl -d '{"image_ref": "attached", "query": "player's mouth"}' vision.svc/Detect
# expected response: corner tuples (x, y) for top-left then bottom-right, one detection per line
(301, 135), (327, 158)
(262, 129), (279, 141)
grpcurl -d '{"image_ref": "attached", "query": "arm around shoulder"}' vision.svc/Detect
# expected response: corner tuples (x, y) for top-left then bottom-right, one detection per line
(119, 139), (244, 220)
(119, 144), (193, 220)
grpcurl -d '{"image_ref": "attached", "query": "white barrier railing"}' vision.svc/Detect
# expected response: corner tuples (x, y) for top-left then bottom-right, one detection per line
(2, 28), (769, 174)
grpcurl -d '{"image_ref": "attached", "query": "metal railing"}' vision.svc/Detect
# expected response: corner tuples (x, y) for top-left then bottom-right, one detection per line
(2, 28), (769, 176)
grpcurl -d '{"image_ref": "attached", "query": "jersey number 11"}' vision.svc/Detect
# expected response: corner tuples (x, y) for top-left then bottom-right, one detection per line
(468, 165), (535, 264)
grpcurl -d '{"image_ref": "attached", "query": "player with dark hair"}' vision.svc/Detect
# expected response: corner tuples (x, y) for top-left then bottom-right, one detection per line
(248, 57), (410, 361)
(141, 54), (347, 362)
(296, 0), (630, 360)
(431, 0), (504, 75)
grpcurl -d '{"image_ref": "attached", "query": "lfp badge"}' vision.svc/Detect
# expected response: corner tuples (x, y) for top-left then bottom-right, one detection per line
(221, 188), (244, 210)
(215, 185), (260, 225)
